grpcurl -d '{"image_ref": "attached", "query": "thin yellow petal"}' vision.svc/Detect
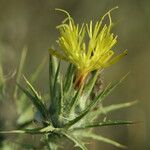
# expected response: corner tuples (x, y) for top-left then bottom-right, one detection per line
(103, 50), (127, 67)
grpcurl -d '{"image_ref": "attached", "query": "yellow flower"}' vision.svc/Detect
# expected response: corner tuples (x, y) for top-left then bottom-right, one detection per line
(49, 7), (127, 88)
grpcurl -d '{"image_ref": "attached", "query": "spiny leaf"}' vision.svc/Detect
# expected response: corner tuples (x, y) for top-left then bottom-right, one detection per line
(17, 83), (48, 120)
(23, 76), (40, 99)
(0, 128), (41, 134)
(19, 57), (47, 101)
(99, 101), (137, 114)
(62, 131), (87, 150)
(86, 73), (130, 112)
(64, 74), (128, 128)
(83, 132), (127, 149)
(0, 125), (55, 135)
(86, 101), (137, 122)
(99, 72), (130, 100)
(17, 57), (47, 117)
(71, 120), (135, 130)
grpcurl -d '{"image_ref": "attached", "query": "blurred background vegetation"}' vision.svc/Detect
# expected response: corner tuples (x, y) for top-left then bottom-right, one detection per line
(0, 0), (149, 149)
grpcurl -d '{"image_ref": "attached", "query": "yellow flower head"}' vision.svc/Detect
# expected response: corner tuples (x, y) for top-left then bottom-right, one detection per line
(49, 7), (127, 87)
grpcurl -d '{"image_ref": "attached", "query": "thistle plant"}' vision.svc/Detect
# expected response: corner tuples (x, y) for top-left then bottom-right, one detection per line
(0, 7), (136, 150)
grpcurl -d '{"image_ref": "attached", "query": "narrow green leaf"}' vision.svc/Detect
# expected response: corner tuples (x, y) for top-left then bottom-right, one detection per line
(23, 76), (40, 99)
(86, 101), (137, 122)
(49, 60), (63, 127)
(98, 101), (137, 115)
(63, 64), (74, 93)
(62, 64), (75, 116)
(62, 131), (87, 150)
(17, 83), (48, 120)
(52, 60), (61, 101)
(0, 125), (55, 135)
(68, 83), (84, 114)
(83, 133), (127, 149)
(99, 72), (129, 100)
(50, 60), (61, 112)
(17, 57), (47, 116)
(0, 129), (40, 134)
(71, 120), (135, 130)
(59, 79), (63, 115)
(14, 47), (27, 99)
(83, 70), (99, 98)
(86, 73), (130, 112)
(49, 54), (58, 101)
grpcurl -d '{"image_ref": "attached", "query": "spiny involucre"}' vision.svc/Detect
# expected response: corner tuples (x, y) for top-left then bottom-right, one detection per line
(49, 7), (127, 87)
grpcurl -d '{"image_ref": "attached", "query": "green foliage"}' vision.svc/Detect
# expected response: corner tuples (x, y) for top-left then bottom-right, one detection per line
(0, 7), (136, 149)
(17, 77), (49, 121)
(0, 53), (136, 150)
